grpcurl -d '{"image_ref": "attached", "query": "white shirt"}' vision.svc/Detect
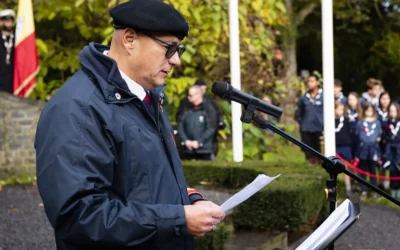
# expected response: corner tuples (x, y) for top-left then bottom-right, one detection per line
(103, 50), (147, 101)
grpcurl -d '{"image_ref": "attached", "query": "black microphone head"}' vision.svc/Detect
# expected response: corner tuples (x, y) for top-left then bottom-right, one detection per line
(212, 81), (232, 97)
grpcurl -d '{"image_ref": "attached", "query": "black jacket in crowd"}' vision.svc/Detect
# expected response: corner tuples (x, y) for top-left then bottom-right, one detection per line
(176, 94), (223, 128)
(178, 103), (217, 154)
(295, 89), (324, 133)
(335, 116), (352, 146)
(0, 33), (14, 93)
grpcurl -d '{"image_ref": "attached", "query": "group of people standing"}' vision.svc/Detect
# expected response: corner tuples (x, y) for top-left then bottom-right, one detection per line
(296, 76), (400, 199)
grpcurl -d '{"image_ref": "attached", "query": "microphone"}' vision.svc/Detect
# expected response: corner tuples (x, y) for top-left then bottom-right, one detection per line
(211, 81), (282, 118)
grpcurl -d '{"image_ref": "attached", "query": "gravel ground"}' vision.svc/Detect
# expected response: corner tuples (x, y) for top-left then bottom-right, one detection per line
(0, 185), (55, 250)
(0, 185), (399, 250)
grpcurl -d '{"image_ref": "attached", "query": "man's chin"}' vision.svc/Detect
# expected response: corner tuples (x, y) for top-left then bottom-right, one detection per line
(155, 77), (167, 86)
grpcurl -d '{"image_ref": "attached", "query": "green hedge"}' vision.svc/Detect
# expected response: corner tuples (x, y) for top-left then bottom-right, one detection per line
(195, 223), (231, 250)
(183, 161), (329, 231)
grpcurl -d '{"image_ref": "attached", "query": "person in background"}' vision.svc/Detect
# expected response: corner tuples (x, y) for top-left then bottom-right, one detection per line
(176, 85), (192, 123)
(377, 91), (391, 189)
(295, 74), (324, 165)
(176, 79), (225, 156)
(382, 102), (400, 199)
(377, 91), (391, 123)
(178, 86), (217, 160)
(345, 92), (363, 158)
(353, 103), (382, 199)
(335, 102), (353, 197)
(176, 79), (224, 128)
(0, 9), (16, 94)
(360, 78), (383, 108)
(334, 79), (347, 105)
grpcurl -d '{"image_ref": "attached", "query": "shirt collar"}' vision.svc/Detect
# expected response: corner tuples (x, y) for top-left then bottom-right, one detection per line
(103, 50), (147, 101)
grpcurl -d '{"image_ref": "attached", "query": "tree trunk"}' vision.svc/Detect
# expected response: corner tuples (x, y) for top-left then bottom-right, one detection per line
(281, 34), (299, 126)
(279, 0), (318, 127)
(280, 0), (300, 127)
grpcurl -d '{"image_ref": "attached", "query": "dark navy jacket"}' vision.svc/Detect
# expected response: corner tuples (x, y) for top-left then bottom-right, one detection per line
(295, 88), (324, 132)
(35, 43), (196, 250)
(335, 116), (352, 146)
(377, 107), (388, 124)
(178, 103), (216, 154)
(355, 119), (382, 160)
(347, 109), (359, 135)
(382, 119), (400, 163)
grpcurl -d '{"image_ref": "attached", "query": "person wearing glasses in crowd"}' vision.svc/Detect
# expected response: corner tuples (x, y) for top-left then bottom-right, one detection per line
(34, 1), (225, 249)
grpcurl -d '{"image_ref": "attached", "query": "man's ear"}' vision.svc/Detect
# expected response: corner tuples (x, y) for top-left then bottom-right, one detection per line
(122, 28), (138, 50)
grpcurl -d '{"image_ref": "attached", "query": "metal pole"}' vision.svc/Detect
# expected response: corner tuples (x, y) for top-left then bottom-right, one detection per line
(322, 0), (336, 158)
(229, 0), (243, 162)
(322, 1), (336, 249)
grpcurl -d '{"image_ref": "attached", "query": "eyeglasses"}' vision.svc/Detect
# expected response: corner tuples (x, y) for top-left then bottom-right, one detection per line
(143, 32), (185, 59)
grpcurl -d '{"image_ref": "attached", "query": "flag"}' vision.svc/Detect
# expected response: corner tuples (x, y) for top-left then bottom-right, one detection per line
(13, 0), (39, 97)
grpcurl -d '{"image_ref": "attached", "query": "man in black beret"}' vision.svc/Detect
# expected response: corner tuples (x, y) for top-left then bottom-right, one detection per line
(35, 1), (225, 249)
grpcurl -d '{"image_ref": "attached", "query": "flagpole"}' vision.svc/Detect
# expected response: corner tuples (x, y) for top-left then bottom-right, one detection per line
(322, 0), (335, 158)
(229, 0), (243, 162)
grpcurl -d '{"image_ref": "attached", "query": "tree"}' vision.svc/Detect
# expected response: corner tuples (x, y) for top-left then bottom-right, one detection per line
(2, 0), (288, 118)
(274, 0), (319, 127)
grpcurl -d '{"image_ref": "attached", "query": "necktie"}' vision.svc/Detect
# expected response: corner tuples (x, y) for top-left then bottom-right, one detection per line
(143, 92), (156, 119)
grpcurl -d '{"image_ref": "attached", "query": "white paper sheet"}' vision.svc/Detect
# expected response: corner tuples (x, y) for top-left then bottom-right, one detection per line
(219, 174), (280, 212)
(296, 199), (351, 250)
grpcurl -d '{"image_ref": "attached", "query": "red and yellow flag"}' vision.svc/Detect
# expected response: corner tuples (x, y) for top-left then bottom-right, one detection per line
(13, 0), (39, 97)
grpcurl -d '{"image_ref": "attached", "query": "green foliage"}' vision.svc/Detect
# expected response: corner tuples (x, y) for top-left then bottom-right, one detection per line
(11, 0), (287, 103)
(1, 0), (291, 136)
(25, 0), (118, 101)
(0, 175), (36, 189)
(182, 160), (329, 231)
(163, 0), (287, 95)
(216, 125), (306, 162)
(195, 223), (232, 250)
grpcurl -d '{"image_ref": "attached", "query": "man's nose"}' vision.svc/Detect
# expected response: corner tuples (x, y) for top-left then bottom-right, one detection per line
(168, 52), (181, 66)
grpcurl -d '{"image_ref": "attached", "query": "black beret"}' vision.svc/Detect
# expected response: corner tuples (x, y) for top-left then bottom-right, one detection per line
(194, 79), (206, 86)
(110, 0), (189, 40)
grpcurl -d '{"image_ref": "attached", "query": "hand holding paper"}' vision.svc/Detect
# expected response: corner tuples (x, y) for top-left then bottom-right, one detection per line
(220, 174), (280, 212)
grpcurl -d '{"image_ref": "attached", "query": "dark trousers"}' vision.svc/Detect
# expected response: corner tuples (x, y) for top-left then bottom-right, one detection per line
(300, 131), (322, 157)
(0, 74), (13, 94)
(390, 165), (400, 190)
(359, 160), (378, 192)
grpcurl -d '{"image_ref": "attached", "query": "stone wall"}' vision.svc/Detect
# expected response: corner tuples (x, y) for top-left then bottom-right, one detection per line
(0, 91), (44, 179)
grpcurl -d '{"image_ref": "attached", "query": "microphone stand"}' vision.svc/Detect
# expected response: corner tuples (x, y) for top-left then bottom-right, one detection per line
(240, 100), (400, 250)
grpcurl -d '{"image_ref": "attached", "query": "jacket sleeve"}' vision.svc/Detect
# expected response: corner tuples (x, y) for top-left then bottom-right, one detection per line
(187, 188), (205, 204)
(355, 120), (361, 136)
(35, 99), (188, 248)
(295, 97), (304, 123)
(208, 97), (225, 128)
(377, 120), (382, 140)
(177, 113), (189, 142)
(198, 105), (217, 145)
(176, 97), (190, 124)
